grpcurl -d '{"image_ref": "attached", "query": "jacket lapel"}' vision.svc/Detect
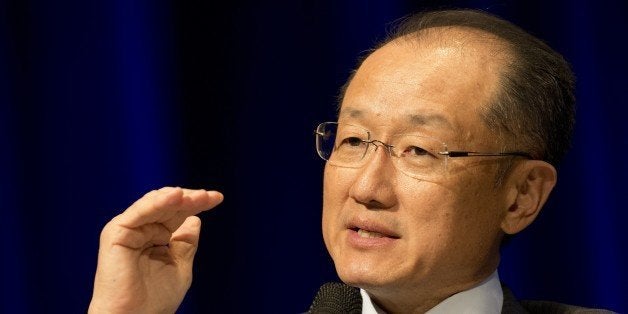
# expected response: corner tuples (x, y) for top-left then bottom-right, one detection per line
(501, 285), (529, 314)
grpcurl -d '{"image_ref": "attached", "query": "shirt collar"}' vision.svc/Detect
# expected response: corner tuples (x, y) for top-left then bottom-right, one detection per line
(360, 271), (503, 314)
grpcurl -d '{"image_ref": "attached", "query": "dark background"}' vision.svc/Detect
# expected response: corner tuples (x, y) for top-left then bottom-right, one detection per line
(1, 0), (626, 313)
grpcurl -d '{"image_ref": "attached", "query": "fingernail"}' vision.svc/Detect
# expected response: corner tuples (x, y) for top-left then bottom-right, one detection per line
(209, 191), (224, 202)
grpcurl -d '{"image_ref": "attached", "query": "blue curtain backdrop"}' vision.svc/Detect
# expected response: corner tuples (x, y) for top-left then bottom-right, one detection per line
(1, 0), (626, 313)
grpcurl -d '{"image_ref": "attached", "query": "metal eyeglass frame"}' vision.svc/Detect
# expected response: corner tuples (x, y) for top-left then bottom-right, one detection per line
(314, 122), (533, 161)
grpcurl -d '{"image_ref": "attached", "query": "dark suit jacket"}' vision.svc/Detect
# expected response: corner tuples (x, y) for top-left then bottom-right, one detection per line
(307, 282), (616, 313)
(500, 286), (614, 314)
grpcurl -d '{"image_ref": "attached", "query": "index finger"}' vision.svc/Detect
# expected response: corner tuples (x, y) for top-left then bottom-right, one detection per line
(115, 187), (223, 229)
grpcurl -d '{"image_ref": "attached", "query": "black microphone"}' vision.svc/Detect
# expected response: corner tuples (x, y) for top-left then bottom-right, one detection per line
(307, 282), (362, 313)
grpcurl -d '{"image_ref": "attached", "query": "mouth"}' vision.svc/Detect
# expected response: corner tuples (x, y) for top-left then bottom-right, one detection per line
(356, 228), (386, 238)
(346, 224), (400, 249)
(348, 227), (398, 239)
(347, 223), (401, 240)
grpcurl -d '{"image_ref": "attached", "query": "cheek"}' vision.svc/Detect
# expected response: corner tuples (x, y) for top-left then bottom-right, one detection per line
(322, 164), (339, 214)
(400, 175), (499, 239)
(433, 175), (506, 245)
(322, 165), (352, 248)
(404, 187), (458, 247)
(322, 164), (355, 208)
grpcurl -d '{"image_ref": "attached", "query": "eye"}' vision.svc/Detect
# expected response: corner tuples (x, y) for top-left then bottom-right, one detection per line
(340, 137), (364, 147)
(402, 145), (430, 157)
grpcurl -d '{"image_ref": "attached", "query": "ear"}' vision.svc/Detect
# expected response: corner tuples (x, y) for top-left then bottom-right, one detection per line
(501, 160), (557, 235)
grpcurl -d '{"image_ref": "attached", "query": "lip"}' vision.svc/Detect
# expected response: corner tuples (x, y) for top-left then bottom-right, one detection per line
(345, 217), (401, 249)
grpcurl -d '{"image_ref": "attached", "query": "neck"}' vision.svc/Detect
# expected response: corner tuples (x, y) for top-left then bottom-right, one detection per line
(365, 258), (499, 313)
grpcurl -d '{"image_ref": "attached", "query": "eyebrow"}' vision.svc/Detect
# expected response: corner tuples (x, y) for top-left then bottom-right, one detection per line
(340, 107), (453, 129)
(408, 113), (453, 129)
(339, 107), (364, 118)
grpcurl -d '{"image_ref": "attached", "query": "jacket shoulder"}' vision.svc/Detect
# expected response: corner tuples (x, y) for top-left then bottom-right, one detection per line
(520, 300), (617, 314)
(502, 283), (616, 314)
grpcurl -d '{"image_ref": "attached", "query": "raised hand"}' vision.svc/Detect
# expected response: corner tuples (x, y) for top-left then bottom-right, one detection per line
(88, 187), (223, 314)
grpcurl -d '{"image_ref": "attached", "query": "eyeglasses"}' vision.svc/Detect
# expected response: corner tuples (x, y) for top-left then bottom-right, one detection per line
(314, 122), (532, 180)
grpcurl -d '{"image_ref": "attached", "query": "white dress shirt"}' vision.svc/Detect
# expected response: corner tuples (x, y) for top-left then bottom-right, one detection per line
(360, 271), (503, 314)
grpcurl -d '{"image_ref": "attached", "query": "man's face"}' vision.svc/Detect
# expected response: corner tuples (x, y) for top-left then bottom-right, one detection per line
(322, 31), (512, 297)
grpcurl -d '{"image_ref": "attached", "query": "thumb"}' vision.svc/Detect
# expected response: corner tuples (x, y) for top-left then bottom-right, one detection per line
(170, 216), (202, 263)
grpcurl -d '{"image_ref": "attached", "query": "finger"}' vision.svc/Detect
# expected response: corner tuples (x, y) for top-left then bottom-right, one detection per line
(117, 188), (223, 229)
(102, 222), (172, 250)
(171, 216), (202, 246)
(160, 190), (223, 233)
(170, 216), (202, 263)
(117, 187), (184, 228)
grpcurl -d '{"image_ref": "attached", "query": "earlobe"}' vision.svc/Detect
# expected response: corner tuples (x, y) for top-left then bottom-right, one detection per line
(501, 161), (557, 234)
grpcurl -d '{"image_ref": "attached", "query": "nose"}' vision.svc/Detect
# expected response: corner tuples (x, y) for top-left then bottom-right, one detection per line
(367, 140), (394, 156)
(348, 142), (397, 209)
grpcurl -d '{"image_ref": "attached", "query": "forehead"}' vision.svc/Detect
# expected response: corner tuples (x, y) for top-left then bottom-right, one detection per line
(339, 28), (508, 140)
(340, 106), (454, 132)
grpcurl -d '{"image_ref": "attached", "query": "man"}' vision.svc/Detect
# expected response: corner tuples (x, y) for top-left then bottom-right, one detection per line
(89, 9), (611, 314)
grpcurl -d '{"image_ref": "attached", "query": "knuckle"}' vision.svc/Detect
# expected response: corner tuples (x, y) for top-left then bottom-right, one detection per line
(100, 216), (145, 247)
(144, 189), (159, 198)
(196, 191), (210, 203)
(109, 225), (138, 246)
(133, 198), (161, 219)
(99, 216), (120, 242)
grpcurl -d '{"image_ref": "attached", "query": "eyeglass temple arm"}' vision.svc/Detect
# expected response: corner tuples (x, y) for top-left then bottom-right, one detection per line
(440, 151), (533, 159)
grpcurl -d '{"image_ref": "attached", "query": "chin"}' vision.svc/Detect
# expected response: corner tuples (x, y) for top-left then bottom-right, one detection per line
(333, 255), (399, 290)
